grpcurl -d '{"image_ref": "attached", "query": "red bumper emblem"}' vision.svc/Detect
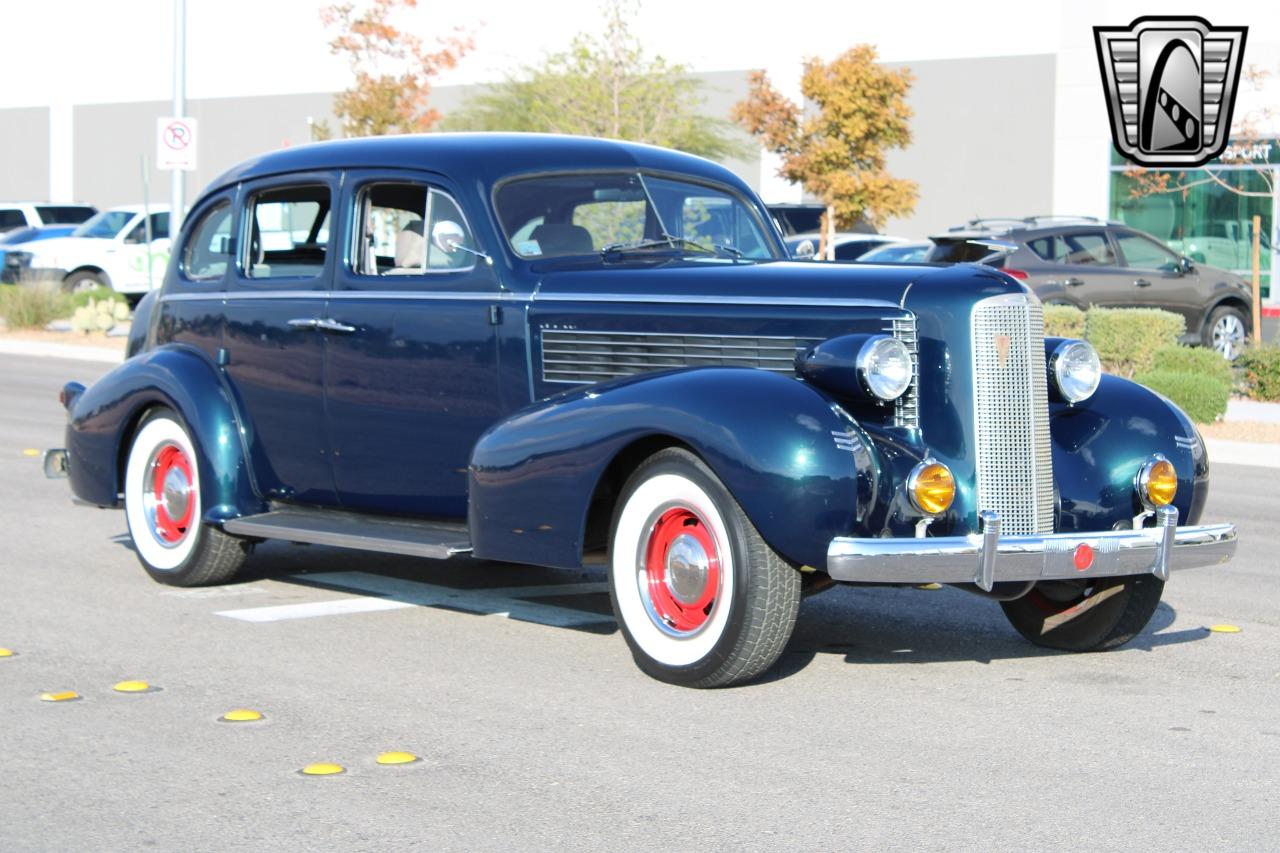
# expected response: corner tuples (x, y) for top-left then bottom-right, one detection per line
(1074, 543), (1095, 571)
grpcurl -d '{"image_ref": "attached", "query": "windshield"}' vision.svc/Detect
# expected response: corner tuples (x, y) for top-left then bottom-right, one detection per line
(72, 210), (136, 239)
(495, 172), (781, 261)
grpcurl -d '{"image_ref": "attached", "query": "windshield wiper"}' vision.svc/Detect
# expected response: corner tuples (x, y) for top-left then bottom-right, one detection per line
(601, 235), (742, 259)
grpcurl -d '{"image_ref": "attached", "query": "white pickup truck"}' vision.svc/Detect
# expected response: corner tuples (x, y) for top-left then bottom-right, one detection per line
(7, 204), (171, 297)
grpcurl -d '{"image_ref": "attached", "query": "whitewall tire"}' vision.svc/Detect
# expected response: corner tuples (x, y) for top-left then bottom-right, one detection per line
(608, 448), (801, 687)
(123, 410), (250, 586)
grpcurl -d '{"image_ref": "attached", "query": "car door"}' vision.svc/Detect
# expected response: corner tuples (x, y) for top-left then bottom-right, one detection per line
(1042, 228), (1134, 309)
(324, 172), (503, 519)
(1112, 228), (1203, 334)
(115, 211), (171, 291)
(221, 175), (338, 506)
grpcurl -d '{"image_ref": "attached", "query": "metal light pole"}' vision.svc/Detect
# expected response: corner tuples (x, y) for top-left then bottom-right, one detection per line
(171, 0), (186, 233)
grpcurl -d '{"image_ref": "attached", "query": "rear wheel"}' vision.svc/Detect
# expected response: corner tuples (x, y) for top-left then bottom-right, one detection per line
(1205, 305), (1248, 360)
(608, 448), (801, 687)
(1000, 575), (1164, 652)
(123, 410), (250, 586)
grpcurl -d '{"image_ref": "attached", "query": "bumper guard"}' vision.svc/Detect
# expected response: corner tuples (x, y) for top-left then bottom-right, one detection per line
(827, 506), (1236, 591)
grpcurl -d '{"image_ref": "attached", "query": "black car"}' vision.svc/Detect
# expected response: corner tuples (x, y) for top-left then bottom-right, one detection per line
(929, 217), (1255, 358)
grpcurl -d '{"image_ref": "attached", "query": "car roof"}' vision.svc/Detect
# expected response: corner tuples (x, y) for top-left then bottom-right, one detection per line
(205, 133), (756, 199)
(0, 201), (96, 208)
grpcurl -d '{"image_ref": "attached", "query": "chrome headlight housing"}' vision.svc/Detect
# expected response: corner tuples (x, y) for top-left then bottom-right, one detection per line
(1048, 339), (1101, 403)
(856, 335), (913, 401)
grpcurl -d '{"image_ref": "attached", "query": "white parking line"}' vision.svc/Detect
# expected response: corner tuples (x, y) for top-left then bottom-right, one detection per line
(215, 571), (613, 628)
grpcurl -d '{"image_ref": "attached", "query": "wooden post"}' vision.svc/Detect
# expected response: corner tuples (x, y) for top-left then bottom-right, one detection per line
(1252, 214), (1263, 346)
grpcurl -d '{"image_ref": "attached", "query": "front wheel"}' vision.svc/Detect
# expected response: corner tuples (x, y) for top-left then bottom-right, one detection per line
(62, 269), (107, 293)
(123, 409), (250, 586)
(608, 448), (801, 687)
(1000, 575), (1164, 652)
(1205, 305), (1249, 360)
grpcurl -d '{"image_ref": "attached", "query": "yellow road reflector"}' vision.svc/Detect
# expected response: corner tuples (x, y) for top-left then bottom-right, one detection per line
(375, 751), (420, 765)
(40, 690), (80, 702)
(300, 762), (345, 776)
(22, 449), (40, 457)
(914, 583), (942, 591)
(113, 680), (154, 693)
(220, 708), (264, 722)
(0, 648), (14, 657)
(1208, 624), (1241, 633)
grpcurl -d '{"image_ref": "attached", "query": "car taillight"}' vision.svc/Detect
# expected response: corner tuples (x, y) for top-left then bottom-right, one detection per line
(1002, 268), (1029, 280)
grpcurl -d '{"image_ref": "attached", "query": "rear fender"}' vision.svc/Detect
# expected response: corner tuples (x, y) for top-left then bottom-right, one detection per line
(66, 343), (264, 522)
(468, 367), (886, 570)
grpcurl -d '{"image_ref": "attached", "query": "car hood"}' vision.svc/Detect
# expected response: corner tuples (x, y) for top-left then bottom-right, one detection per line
(25, 236), (112, 263)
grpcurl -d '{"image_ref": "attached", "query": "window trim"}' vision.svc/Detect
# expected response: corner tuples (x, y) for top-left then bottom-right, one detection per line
(347, 180), (478, 279)
(179, 199), (234, 283)
(238, 180), (335, 284)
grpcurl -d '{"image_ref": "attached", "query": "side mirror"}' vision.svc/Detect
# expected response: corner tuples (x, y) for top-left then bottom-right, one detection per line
(431, 220), (466, 254)
(1179, 256), (1194, 274)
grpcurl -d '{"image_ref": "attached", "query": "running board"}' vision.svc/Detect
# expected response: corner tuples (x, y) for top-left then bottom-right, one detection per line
(223, 507), (471, 560)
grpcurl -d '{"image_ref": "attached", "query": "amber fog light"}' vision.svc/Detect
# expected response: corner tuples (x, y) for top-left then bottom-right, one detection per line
(1137, 454), (1177, 509)
(908, 460), (955, 516)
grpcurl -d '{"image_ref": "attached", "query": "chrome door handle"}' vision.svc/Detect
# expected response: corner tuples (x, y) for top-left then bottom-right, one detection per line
(287, 318), (320, 329)
(315, 318), (356, 333)
(1134, 278), (1151, 287)
(1064, 277), (1084, 287)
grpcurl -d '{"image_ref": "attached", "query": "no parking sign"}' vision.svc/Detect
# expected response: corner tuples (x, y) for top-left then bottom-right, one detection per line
(156, 116), (198, 171)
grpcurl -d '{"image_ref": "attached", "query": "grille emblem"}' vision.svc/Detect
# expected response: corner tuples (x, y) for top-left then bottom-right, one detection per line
(993, 334), (1011, 368)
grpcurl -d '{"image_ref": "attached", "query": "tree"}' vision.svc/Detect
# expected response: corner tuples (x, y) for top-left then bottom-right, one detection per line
(734, 46), (917, 259)
(319, 0), (472, 138)
(442, 0), (743, 160)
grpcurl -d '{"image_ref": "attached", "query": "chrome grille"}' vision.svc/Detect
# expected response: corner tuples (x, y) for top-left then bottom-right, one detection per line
(971, 294), (1054, 535)
(888, 314), (919, 429)
(540, 330), (820, 384)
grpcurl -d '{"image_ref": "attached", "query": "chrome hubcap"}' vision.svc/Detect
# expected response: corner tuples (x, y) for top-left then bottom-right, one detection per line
(160, 467), (192, 525)
(665, 533), (710, 605)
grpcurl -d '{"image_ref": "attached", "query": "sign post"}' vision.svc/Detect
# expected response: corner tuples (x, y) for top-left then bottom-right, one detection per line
(1252, 215), (1262, 345)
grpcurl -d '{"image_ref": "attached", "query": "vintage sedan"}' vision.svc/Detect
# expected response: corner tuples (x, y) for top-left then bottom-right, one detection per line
(48, 134), (1237, 687)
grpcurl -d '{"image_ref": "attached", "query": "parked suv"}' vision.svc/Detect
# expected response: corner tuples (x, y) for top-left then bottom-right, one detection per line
(929, 217), (1255, 358)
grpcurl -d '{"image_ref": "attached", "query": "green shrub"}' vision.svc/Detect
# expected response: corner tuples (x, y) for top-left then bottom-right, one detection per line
(1133, 369), (1231, 424)
(1085, 308), (1185, 377)
(1238, 345), (1280, 401)
(0, 284), (71, 329)
(1150, 345), (1233, 386)
(1043, 304), (1086, 339)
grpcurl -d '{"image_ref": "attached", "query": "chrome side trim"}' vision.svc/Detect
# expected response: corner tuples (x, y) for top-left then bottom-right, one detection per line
(160, 290), (517, 303)
(160, 291), (899, 308)
(826, 506), (1237, 585)
(532, 292), (899, 309)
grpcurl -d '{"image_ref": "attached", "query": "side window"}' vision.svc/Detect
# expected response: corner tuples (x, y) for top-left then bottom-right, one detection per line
(247, 185), (330, 279)
(0, 209), (27, 232)
(182, 202), (233, 281)
(353, 183), (475, 276)
(1061, 231), (1116, 266)
(1115, 231), (1179, 271)
(1027, 235), (1067, 262)
(125, 213), (171, 244)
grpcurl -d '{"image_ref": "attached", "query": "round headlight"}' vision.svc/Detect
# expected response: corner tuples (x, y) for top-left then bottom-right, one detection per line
(908, 460), (955, 516)
(856, 336), (913, 401)
(1049, 339), (1101, 403)
(1136, 454), (1177, 509)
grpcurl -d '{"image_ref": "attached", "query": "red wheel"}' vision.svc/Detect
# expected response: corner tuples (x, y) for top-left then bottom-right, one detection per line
(148, 443), (196, 545)
(640, 507), (722, 635)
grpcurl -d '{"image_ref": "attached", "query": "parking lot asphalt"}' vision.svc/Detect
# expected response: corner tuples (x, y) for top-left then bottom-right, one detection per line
(1, 352), (1277, 851)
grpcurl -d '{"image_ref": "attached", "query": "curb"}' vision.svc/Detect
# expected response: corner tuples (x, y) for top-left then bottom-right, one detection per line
(0, 338), (123, 364)
(1225, 398), (1280, 425)
(1206, 438), (1280, 469)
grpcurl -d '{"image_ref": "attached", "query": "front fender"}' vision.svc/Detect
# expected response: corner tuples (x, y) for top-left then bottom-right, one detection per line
(1051, 373), (1208, 532)
(468, 367), (885, 570)
(66, 344), (265, 523)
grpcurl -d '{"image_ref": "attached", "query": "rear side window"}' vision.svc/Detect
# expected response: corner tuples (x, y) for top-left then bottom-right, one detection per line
(1027, 236), (1067, 262)
(0, 209), (26, 232)
(182, 202), (233, 281)
(35, 205), (95, 224)
(1061, 231), (1115, 265)
(247, 185), (330, 279)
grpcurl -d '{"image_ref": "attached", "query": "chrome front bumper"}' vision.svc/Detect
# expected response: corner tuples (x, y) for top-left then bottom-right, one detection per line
(827, 506), (1236, 591)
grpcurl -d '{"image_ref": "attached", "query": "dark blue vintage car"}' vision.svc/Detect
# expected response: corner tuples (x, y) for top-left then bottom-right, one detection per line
(49, 134), (1237, 687)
